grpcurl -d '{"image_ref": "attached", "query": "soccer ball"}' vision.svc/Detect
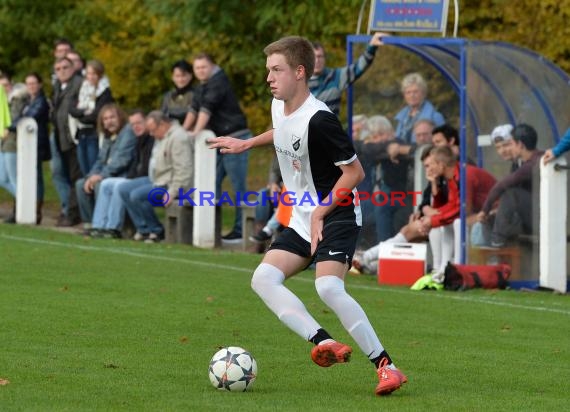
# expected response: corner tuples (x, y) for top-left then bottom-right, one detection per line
(208, 346), (257, 392)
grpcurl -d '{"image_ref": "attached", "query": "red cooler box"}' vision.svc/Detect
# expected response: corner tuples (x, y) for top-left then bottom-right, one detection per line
(378, 242), (427, 286)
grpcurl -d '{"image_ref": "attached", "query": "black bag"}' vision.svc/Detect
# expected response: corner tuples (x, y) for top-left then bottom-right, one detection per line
(443, 262), (511, 291)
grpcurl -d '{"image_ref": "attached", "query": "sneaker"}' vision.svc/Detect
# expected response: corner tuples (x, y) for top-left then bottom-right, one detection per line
(249, 228), (272, 243)
(88, 228), (104, 238)
(102, 229), (122, 239)
(310, 341), (352, 367)
(221, 230), (242, 243)
(133, 232), (147, 241)
(144, 232), (164, 243)
(375, 360), (407, 396)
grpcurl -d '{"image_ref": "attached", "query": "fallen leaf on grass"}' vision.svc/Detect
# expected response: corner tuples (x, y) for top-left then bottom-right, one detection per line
(500, 324), (512, 332)
(179, 336), (189, 344)
(0, 378), (10, 385)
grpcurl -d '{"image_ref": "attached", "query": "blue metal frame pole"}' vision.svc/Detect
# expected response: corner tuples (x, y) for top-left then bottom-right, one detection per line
(459, 42), (467, 264)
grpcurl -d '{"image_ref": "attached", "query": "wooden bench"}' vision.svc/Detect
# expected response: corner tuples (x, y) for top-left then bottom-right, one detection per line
(241, 206), (257, 252)
(163, 204), (225, 246)
(164, 205), (193, 245)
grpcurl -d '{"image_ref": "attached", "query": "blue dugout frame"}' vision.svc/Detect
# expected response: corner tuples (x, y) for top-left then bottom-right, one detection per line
(346, 34), (570, 266)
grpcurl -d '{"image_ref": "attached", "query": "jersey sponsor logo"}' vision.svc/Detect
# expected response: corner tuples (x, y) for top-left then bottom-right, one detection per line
(291, 134), (301, 151)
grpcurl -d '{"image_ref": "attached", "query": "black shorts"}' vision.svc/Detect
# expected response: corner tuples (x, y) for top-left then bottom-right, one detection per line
(268, 222), (360, 266)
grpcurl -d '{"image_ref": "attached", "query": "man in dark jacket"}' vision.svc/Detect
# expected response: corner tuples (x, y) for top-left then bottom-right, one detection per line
(52, 56), (83, 226)
(183, 53), (251, 242)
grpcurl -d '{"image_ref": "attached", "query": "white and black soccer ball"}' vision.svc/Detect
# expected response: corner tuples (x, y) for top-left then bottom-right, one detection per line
(208, 346), (257, 392)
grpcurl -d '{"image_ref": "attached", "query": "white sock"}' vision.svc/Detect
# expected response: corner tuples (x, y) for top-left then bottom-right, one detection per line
(362, 244), (380, 269)
(429, 227), (443, 272)
(315, 276), (385, 360)
(251, 263), (321, 340)
(262, 226), (273, 236)
(429, 225), (454, 274)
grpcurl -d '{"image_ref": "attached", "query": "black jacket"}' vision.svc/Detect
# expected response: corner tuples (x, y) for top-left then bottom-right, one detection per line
(191, 69), (248, 136)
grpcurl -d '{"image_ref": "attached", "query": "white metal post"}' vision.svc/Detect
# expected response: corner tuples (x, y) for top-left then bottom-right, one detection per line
(539, 157), (567, 293)
(192, 130), (217, 248)
(16, 117), (37, 224)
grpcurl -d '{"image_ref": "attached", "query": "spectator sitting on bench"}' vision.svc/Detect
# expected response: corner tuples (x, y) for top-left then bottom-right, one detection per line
(121, 110), (193, 243)
(76, 103), (137, 234)
(476, 123), (544, 248)
(88, 109), (154, 238)
(354, 145), (495, 281)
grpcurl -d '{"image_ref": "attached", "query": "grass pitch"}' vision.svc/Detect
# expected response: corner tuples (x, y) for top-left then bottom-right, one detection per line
(0, 224), (568, 411)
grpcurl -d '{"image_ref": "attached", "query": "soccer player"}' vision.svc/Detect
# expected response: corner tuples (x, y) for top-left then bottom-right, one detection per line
(208, 36), (407, 396)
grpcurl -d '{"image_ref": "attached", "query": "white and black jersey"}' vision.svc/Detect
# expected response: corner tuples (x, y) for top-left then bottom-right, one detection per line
(271, 94), (362, 242)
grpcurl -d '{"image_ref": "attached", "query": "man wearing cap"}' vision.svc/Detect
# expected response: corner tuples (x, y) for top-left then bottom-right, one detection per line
(491, 124), (521, 172)
(477, 123), (544, 247)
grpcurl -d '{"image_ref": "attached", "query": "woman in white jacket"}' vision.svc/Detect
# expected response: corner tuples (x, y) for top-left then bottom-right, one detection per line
(69, 59), (114, 176)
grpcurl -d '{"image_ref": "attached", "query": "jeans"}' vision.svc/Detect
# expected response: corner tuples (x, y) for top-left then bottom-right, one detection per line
(91, 177), (128, 229)
(216, 132), (250, 234)
(118, 177), (164, 234)
(49, 134), (71, 214)
(77, 129), (99, 176)
(0, 152), (16, 197)
(75, 177), (100, 224)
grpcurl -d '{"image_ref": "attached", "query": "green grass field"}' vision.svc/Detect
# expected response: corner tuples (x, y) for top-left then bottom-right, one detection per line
(0, 224), (569, 411)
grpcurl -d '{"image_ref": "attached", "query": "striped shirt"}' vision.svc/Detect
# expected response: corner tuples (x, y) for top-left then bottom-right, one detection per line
(308, 45), (378, 116)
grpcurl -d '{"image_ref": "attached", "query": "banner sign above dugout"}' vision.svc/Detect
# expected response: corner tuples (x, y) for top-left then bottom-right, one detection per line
(369, 0), (450, 33)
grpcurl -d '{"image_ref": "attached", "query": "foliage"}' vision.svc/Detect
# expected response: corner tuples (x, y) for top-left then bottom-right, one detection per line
(1, 0), (567, 132)
(0, 0), (568, 191)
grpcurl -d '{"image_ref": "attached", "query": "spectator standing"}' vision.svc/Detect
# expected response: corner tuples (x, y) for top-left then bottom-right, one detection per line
(394, 73), (445, 144)
(0, 75), (29, 223)
(69, 59), (114, 176)
(52, 56), (83, 226)
(310, 32), (386, 116)
(161, 60), (194, 124)
(66, 50), (85, 77)
(183, 53), (251, 242)
(6, 73), (51, 224)
(50, 40), (76, 224)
